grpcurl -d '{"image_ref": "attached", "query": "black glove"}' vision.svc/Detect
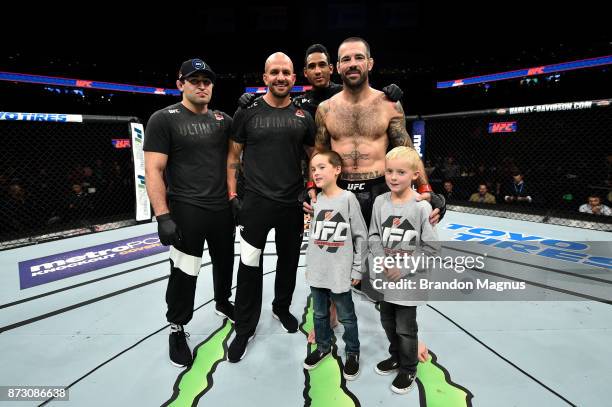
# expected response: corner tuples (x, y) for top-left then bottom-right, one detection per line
(429, 193), (447, 221)
(230, 197), (242, 225)
(292, 96), (304, 109)
(156, 213), (182, 246)
(299, 188), (312, 206)
(382, 83), (403, 103)
(237, 93), (256, 109)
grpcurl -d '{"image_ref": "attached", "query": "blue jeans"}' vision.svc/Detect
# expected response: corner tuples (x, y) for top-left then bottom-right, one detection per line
(310, 287), (360, 356)
(379, 301), (418, 374)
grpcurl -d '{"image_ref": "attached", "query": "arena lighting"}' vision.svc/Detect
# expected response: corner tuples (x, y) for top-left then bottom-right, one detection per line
(0, 71), (181, 96)
(245, 85), (313, 94)
(437, 54), (612, 89)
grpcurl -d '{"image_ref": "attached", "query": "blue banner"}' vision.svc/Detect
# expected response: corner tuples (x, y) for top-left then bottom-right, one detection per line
(411, 120), (426, 158)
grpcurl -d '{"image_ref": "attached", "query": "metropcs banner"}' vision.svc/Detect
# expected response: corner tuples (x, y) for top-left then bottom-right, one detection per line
(18, 233), (168, 289)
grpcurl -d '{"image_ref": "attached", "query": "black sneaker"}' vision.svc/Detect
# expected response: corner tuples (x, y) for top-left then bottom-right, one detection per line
(303, 348), (331, 370)
(227, 330), (255, 363)
(375, 357), (400, 375)
(391, 372), (416, 394)
(343, 354), (360, 380)
(169, 324), (192, 368)
(272, 310), (298, 333)
(215, 301), (235, 323)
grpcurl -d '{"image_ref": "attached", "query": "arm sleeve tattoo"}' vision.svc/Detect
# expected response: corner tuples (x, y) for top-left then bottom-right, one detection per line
(314, 101), (331, 151)
(387, 102), (413, 148)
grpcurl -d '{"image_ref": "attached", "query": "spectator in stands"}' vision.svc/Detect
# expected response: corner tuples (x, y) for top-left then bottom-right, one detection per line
(68, 165), (84, 186)
(470, 183), (496, 204)
(5, 182), (34, 231)
(32, 168), (62, 225)
(473, 163), (493, 184)
(81, 166), (97, 193)
(66, 183), (93, 221)
(442, 180), (464, 201)
(442, 156), (461, 179)
(93, 159), (108, 189)
(578, 195), (611, 216)
(503, 170), (534, 204)
(107, 160), (132, 211)
(425, 159), (444, 182)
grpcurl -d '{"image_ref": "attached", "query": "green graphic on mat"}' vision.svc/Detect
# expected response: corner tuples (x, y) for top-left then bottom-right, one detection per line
(164, 319), (233, 407)
(164, 296), (473, 407)
(300, 295), (360, 407)
(416, 351), (473, 407)
(301, 294), (473, 407)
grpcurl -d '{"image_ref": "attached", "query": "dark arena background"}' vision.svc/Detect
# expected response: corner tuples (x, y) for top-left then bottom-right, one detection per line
(1, 3), (611, 407)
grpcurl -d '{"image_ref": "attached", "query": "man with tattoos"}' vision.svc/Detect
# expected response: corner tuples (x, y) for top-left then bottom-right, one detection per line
(306, 37), (444, 228)
(304, 37), (445, 363)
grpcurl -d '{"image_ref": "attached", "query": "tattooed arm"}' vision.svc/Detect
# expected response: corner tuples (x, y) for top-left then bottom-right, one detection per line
(314, 101), (331, 151)
(387, 102), (413, 148)
(387, 101), (429, 185)
(227, 139), (244, 198)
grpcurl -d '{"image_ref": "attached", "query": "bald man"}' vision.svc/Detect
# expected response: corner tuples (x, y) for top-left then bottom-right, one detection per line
(227, 52), (316, 362)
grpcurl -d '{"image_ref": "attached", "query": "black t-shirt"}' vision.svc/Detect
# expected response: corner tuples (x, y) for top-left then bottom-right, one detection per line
(143, 102), (231, 210)
(231, 98), (315, 206)
(293, 82), (343, 117)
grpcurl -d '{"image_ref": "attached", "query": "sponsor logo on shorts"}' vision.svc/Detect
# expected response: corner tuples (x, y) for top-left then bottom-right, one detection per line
(346, 183), (365, 191)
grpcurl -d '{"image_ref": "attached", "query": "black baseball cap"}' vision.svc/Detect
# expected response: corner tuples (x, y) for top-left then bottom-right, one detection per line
(178, 59), (216, 83)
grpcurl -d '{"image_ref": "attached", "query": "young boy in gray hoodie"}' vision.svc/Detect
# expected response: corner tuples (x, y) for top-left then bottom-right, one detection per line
(303, 150), (368, 380)
(369, 146), (440, 394)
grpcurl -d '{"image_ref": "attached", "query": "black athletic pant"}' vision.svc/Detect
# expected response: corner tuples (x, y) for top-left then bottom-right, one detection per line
(165, 200), (235, 325)
(338, 177), (389, 296)
(338, 176), (389, 227)
(380, 302), (419, 374)
(234, 192), (304, 336)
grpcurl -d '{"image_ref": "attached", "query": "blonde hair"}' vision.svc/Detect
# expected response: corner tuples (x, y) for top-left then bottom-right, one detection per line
(386, 146), (421, 170)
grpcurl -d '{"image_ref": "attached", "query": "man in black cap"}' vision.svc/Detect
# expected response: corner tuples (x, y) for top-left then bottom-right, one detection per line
(144, 58), (235, 368)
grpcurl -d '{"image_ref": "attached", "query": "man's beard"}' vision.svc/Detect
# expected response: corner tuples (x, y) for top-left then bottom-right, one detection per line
(187, 93), (210, 106)
(269, 82), (291, 98)
(341, 69), (368, 89)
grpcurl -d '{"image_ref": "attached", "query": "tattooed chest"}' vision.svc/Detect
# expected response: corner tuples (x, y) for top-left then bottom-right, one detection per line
(327, 105), (388, 141)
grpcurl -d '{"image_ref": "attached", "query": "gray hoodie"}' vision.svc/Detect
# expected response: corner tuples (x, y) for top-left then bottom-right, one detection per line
(306, 190), (368, 293)
(369, 192), (440, 306)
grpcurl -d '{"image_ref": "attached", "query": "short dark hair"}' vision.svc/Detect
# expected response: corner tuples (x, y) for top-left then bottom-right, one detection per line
(338, 37), (371, 59)
(304, 44), (331, 66)
(312, 149), (343, 169)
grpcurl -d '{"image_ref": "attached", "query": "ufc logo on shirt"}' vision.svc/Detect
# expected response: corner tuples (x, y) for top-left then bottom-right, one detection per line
(311, 221), (348, 242)
(382, 227), (417, 247)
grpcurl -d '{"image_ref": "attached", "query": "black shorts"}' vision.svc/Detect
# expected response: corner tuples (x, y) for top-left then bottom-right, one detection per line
(338, 176), (389, 227)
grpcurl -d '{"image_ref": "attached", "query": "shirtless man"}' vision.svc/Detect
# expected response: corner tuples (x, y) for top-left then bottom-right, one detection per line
(305, 37), (446, 362)
(308, 37), (442, 226)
